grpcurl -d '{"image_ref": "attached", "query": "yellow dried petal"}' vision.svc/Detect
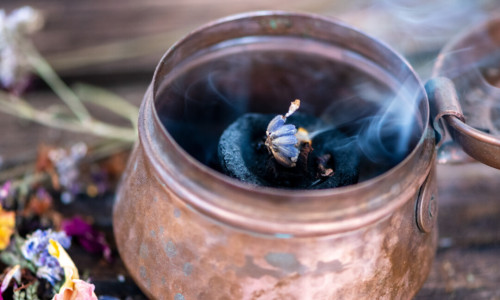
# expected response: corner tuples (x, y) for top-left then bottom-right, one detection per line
(48, 239), (79, 292)
(0, 208), (15, 250)
(296, 127), (311, 145)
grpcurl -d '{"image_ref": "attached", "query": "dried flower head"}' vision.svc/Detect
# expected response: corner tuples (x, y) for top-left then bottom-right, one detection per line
(0, 6), (44, 92)
(21, 229), (71, 286)
(48, 143), (88, 204)
(265, 100), (302, 168)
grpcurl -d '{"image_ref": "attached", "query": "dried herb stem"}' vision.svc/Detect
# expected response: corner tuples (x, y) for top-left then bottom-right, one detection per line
(19, 39), (92, 123)
(45, 29), (188, 71)
(1, 33), (138, 144)
(73, 83), (139, 130)
(0, 92), (136, 142)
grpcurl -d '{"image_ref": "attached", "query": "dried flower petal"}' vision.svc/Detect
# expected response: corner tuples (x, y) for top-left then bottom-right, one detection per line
(21, 229), (71, 285)
(53, 279), (97, 300)
(266, 115), (285, 135)
(48, 143), (87, 204)
(0, 265), (20, 293)
(25, 187), (53, 215)
(270, 124), (297, 138)
(273, 135), (298, 147)
(48, 239), (79, 293)
(62, 217), (112, 262)
(265, 100), (302, 168)
(0, 207), (15, 250)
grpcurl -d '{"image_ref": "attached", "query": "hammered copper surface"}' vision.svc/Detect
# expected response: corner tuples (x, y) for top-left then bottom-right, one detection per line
(114, 149), (437, 299)
(113, 12), (438, 299)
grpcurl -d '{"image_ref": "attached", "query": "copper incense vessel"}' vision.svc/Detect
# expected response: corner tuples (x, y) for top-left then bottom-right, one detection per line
(112, 11), (500, 299)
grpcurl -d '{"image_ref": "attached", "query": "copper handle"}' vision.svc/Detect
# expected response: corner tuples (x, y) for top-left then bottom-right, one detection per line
(415, 170), (437, 233)
(425, 77), (465, 146)
(425, 77), (476, 164)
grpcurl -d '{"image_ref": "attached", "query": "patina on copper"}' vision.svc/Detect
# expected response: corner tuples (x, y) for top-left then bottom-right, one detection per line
(432, 16), (500, 169)
(113, 11), (437, 299)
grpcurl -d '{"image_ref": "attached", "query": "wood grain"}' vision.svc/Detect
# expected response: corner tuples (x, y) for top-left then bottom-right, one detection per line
(3, 0), (498, 79)
(416, 163), (500, 299)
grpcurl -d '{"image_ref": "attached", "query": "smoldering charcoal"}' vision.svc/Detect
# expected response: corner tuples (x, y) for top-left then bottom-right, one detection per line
(218, 110), (360, 189)
(156, 37), (421, 190)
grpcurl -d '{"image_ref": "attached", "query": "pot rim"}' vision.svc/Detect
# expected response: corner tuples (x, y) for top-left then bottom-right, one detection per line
(140, 11), (434, 236)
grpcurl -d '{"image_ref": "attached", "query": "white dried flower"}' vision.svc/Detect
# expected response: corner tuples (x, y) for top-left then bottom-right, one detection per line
(265, 100), (301, 168)
(48, 142), (87, 203)
(0, 6), (44, 90)
(5, 6), (44, 34)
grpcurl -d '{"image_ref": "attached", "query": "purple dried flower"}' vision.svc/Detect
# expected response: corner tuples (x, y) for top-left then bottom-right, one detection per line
(90, 167), (109, 195)
(36, 265), (61, 286)
(0, 181), (11, 202)
(48, 143), (87, 203)
(62, 217), (112, 262)
(21, 229), (71, 285)
(35, 186), (49, 200)
(265, 100), (301, 167)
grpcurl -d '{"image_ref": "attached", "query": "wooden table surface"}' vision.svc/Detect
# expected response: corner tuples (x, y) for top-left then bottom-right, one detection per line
(1, 1), (500, 299)
(417, 163), (500, 300)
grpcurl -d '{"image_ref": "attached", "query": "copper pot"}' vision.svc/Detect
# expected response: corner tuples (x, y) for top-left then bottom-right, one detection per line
(114, 11), (438, 299)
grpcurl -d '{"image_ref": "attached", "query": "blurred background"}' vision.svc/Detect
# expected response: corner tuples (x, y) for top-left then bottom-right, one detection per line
(1, 0), (499, 161)
(3, 0), (499, 77)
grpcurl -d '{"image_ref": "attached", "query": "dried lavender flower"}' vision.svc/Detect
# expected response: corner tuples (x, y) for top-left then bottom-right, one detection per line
(0, 6), (44, 91)
(265, 100), (302, 168)
(48, 142), (88, 204)
(21, 229), (71, 286)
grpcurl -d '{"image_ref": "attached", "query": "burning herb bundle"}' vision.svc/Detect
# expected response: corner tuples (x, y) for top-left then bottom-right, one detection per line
(218, 100), (359, 189)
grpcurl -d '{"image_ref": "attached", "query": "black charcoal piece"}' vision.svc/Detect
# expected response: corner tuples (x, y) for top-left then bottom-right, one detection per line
(218, 113), (360, 189)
